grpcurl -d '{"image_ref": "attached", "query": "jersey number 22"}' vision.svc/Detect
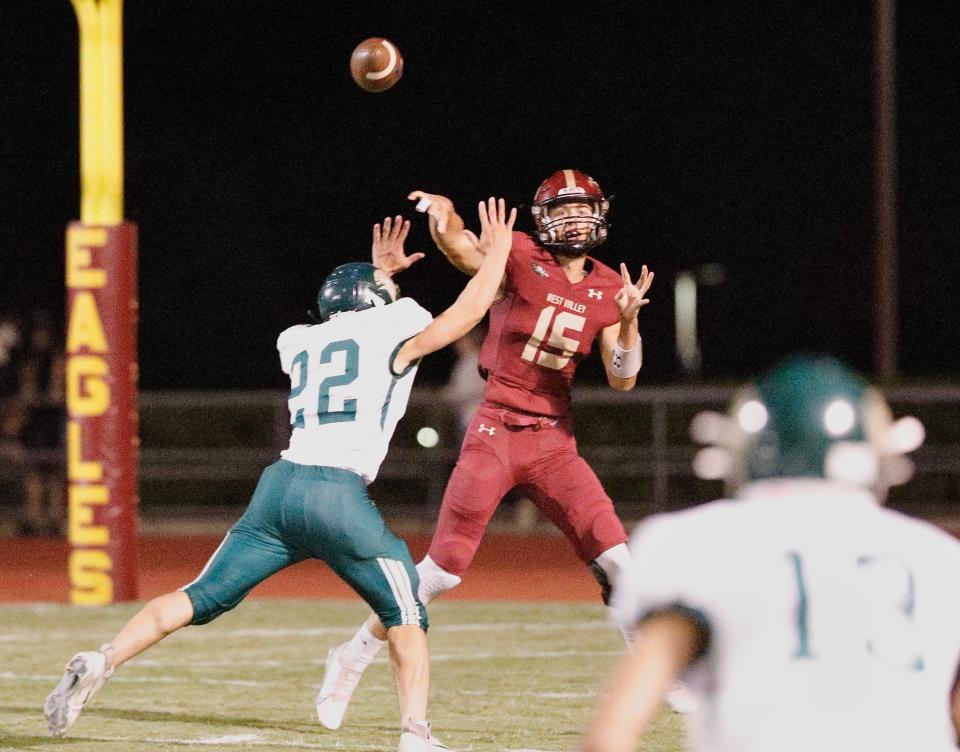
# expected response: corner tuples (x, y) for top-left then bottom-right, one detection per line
(288, 339), (359, 428)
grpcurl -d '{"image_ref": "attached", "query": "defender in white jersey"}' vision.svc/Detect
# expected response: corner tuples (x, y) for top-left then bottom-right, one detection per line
(44, 198), (517, 752)
(582, 355), (960, 752)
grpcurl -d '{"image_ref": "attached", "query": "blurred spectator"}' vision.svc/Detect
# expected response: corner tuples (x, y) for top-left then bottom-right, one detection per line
(14, 311), (66, 537)
(442, 327), (485, 444)
(0, 315), (25, 516)
(0, 314), (23, 398)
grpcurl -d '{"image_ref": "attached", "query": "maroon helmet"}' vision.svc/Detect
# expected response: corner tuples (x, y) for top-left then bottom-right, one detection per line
(531, 169), (610, 256)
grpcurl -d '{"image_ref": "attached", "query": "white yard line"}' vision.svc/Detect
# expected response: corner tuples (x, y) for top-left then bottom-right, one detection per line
(1, 666), (600, 699)
(0, 620), (609, 643)
(80, 735), (389, 749)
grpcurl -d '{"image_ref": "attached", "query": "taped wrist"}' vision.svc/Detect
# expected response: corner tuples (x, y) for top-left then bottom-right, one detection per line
(611, 339), (642, 378)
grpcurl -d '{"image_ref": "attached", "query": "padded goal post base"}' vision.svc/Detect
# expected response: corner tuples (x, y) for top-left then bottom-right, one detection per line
(66, 221), (139, 604)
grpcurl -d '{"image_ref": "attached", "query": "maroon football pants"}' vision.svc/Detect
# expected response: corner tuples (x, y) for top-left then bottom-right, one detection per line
(428, 402), (628, 575)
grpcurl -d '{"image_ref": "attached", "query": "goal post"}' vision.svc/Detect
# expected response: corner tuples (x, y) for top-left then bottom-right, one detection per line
(66, 0), (139, 604)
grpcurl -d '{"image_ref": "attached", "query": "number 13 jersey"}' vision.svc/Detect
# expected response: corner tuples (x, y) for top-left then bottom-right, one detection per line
(277, 298), (433, 484)
(478, 231), (626, 417)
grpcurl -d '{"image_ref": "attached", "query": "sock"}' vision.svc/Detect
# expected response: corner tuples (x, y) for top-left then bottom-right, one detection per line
(609, 608), (634, 651)
(343, 624), (385, 667)
(99, 642), (117, 677)
(402, 718), (431, 738)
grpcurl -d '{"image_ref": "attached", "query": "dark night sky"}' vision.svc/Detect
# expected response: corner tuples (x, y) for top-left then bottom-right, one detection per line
(1, 1), (958, 390)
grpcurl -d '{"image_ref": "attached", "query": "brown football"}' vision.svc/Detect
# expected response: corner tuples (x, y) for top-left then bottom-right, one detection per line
(350, 38), (403, 93)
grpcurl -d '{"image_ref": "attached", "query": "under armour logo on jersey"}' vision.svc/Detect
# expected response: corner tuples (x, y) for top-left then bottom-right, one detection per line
(588, 288), (603, 300)
(530, 262), (549, 278)
(477, 424), (496, 435)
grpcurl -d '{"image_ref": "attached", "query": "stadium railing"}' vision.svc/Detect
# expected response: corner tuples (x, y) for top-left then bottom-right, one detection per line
(2, 385), (958, 527)
(134, 385), (960, 522)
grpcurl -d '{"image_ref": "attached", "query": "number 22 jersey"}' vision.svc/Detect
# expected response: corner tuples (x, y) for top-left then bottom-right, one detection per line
(277, 298), (433, 484)
(478, 231), (626, 417)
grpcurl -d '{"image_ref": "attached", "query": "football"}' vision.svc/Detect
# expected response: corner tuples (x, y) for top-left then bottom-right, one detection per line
(349, 38), (403, 93)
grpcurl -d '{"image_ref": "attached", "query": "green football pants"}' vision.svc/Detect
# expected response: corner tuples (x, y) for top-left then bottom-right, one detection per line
(181, 460), (426, 630)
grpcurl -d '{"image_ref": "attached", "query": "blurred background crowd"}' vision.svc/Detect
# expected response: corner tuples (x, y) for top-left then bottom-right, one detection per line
(0, 310), (66, 536)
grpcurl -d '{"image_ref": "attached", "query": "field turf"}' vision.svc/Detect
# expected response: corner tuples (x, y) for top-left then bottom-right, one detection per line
(0, 600), (683, 751)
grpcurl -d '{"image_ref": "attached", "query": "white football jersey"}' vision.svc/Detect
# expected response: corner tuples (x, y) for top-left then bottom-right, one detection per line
(613, 479), (960, 752)
(277, 297), (432, 484)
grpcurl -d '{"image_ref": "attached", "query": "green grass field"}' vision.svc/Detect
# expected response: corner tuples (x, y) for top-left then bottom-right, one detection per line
(0, 601), (683, 751)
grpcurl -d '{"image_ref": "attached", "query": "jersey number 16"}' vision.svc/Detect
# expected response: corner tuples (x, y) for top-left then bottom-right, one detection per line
(521, 305), (586, 371)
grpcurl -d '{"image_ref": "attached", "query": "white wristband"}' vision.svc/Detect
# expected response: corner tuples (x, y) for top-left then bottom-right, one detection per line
(611, 339), (642, 378)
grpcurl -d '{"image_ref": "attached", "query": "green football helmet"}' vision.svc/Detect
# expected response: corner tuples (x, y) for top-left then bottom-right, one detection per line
(691, 355), (924, 496)
(317, 262), (398, 321)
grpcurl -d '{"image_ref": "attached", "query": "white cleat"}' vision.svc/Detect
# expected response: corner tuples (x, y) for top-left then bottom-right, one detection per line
(398, 720), (453, 752)
(44, 650), (112, 736)
(315, 643), (365, 730)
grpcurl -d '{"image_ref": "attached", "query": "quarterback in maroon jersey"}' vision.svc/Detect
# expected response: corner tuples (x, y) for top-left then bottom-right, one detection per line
(315, 171), (654, 735)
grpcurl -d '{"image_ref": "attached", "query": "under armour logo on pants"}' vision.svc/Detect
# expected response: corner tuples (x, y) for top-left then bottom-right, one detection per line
(478, 424), (496, 435)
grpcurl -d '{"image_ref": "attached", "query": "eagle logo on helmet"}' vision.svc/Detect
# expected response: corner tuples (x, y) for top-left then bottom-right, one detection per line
(316, 262), (399, 322)
(531, 169), (610, 257)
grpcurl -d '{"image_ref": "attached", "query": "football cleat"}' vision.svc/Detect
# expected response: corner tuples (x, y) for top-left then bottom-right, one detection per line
(44, 649), (113, 736)
(315, 643), (366, 730)
(398, 719), (453, 752)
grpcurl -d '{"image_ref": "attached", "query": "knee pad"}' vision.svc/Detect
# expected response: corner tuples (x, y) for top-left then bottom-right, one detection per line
(415, 555), (461, 605)
(590, 543), (631, 606)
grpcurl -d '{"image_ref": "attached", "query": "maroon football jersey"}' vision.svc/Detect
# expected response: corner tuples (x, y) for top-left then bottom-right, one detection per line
(478, 231), (624, 417)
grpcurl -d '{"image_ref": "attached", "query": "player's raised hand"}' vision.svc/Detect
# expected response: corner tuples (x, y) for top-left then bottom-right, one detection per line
(476, 197), (517, 258)
(614, 263), (654, 321)
(371, 215), (425, 276)
(408, 190), (457, 234)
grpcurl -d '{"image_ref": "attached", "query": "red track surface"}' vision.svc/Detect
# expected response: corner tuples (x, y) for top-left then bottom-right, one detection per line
(0, 534), (600, 603)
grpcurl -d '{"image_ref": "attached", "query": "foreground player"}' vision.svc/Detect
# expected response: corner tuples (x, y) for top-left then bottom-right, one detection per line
(44, 198), (517, 751)
(317, 170), (653, 729)
(582, 355), (960, 752)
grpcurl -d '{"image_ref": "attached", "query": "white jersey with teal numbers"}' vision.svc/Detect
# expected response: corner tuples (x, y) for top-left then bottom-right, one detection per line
(277, 297), (432, 484)
(613, 479), (960, 752)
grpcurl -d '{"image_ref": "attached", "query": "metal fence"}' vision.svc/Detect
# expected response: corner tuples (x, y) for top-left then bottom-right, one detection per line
(133, 385), (960, 521)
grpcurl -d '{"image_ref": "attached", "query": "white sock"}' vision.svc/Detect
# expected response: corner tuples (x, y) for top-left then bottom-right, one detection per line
(402, 718), (431, 737)
(344, 624), (385, 667)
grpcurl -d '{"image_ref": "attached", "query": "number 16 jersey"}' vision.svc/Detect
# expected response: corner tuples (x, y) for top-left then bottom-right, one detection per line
(479, 231), (625, 418)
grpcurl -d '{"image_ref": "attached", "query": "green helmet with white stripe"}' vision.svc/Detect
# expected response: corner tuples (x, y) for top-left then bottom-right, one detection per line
(317, 262), (398, 322)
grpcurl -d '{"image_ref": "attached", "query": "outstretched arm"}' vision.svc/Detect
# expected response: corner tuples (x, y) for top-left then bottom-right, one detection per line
(371, 215), (425, 276)
(408, 190), (485, 276)
(600, 263), (654, 391)
(392, 198), (516, 373)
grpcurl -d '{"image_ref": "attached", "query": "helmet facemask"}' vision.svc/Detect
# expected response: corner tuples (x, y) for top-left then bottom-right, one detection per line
(532, 197), (609, 257)
(531, 169), (610, 257)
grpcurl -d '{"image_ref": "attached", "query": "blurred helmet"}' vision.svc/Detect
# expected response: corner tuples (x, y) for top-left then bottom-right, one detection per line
(690, 355), (925, 497)
(531, 169), (609, 256)
(317, 262), (398, 321)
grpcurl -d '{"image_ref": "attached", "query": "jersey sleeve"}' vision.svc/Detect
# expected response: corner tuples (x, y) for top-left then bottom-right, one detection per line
(388, 297), (433, 339)
(504, 231), (535, 294)
(276, 324), (310, 375)
(611, 514), (711, 632)
(383, 298), (433, 376)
